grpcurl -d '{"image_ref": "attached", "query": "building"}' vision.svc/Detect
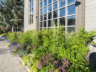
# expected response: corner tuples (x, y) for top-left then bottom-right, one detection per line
(24, 0), (96, 33)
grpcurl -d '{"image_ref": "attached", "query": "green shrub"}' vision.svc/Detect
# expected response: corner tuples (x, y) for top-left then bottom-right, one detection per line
(7, 26), (96, 72)
(7, 32), (16, 43)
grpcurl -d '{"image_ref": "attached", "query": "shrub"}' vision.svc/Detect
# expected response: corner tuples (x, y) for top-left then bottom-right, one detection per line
(7, 26), (96, 72)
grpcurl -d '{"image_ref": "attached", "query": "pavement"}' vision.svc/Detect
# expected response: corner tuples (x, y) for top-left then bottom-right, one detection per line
(0, 36), (27, 72)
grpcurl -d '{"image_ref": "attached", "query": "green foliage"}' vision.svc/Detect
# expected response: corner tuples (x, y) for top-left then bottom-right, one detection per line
(91, 41), (96, 46)
(7, 32), (16, 43)
(0, 0), (24, 31)
(15, 32), (25, 45)
(23, 54), (38, 72)
(40, 29), (53, 48)
(7, 26), (96, 72)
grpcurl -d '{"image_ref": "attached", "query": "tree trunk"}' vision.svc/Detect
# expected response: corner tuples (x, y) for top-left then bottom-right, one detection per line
(12, 25), (14, 32)
(17, 24), (18, 32)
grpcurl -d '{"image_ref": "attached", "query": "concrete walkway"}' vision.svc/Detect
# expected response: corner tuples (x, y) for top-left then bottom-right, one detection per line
(0, 36), (27, 72)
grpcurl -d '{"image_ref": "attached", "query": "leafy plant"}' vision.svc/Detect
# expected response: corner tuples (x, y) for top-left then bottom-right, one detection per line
(91, 41), (96, 46)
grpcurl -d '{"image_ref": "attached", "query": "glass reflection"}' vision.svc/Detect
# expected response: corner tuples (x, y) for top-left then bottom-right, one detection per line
(60, 8), (65, 17)
(40, 15), (43, 21)
(68, 0), (75, 5)
(48, 0), (52, 4)
(31, 9), (33, 13)
(53, 2), (58, 10)
(40, 22), (42, 27)
(44, 14), (47, 20)
(53, 19), (58, 26)
(68, 16), (75, 26)
(41, 0), (43, 2)
(44, 21), (46, 27)
(53, 10), (58, 18)
(41, 2), (43, 8)
(48, 20), (52, 27)
(67, 27), (75, 32)
(68, 5), (75, 15)
(32, 4), (33, 8)
(48, 5), (52, 12)
(48, 12), (52, 19)
(60, 0), (65, 8)
(44, 0), (47, 6)
(41, 9), (43, 14)
(53, 0), (57, 2)
(60, 17), (65, 26)
(44, 7), (47, 14)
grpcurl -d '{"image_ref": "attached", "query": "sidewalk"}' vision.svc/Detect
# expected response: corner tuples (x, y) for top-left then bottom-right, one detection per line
(0, 36), (27, 72)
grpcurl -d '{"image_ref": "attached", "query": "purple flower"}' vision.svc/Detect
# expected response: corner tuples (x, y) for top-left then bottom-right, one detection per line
(53, 60), (59, 66)
(37, 59), (43, 69)
(50, 69), (54, 72)
(7, 38), (10, 43)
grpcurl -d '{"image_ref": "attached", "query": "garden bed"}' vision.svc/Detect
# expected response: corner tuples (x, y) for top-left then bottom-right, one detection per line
(6, 27), (96, 72)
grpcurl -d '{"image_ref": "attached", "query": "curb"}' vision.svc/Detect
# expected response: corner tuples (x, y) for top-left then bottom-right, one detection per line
(17, 57), (30, 72)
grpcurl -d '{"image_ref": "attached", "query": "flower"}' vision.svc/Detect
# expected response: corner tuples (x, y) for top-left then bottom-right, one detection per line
(37, 59), (43, 69)
(6, 38), (10, 43)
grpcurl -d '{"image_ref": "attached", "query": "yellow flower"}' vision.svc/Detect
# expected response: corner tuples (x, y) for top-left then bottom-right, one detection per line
(7, 45), (9, 48)
(30, 65), (37, 72)
(54, 69), (59, 72)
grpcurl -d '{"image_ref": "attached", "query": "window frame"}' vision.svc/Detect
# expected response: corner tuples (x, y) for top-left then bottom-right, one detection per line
(29, 0), (33, 24)
(39, 0), (76, 33)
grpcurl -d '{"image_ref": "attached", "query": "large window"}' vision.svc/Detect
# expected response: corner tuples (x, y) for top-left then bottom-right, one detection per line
(29, 0), (33, 24)
(39, 0), (75, 33)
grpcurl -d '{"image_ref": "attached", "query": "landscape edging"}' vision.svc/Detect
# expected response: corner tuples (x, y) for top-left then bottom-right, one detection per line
(17, 57), (30, 72)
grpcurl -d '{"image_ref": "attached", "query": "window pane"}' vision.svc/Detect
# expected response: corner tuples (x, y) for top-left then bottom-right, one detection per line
(44, 0), (47, 6)
(31, 9), (33, 13)
(32, 4), (33, 8)
(41, 0), (43, 2)
(31, 0), (33, 3)
(68, 0), (75, 5)
(30, 0), (31, 5)
(44, 14), (47, 20)
(53, 10), (58, 18)
(31, 15), (33, 23)
(48, 5), (52, 12)
(67, 27), (75, 32)
(48, 20), (52, 27)
(40, 9), (43, 14)
(44, 21), (46, 27)
(60, 8), (65, 17)
(44, 7), (47, 14)
(29, 19), (31, 24)
(40, 27), (42, 31)
(48, 0), (52, 4)
(48, 12), (52, 19)
(53, 0), (57, 2)
(41, 2), (43, 8)
(68, 5), (75, 15)
(53, 2), (58, 10)
(30, 10), (31, 13)
(68, 16), (75, 26)
(40, 15), (43, 21)
(40, 22), (42, 27)
(60, 0), (65, 8)
(30, 5), (31, 9)
(53, 19), (58, 26)
(60, 17), (65, 26)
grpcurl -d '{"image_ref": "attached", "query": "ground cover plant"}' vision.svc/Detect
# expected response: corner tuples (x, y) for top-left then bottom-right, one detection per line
(6, 26), (96, 72)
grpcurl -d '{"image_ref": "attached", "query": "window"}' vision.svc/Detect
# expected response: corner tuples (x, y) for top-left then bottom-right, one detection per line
(29, 0), (33, 24)
(39, 0), (75, 33)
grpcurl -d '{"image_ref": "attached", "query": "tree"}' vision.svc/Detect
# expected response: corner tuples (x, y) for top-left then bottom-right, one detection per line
(0, 0), (24, 32)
